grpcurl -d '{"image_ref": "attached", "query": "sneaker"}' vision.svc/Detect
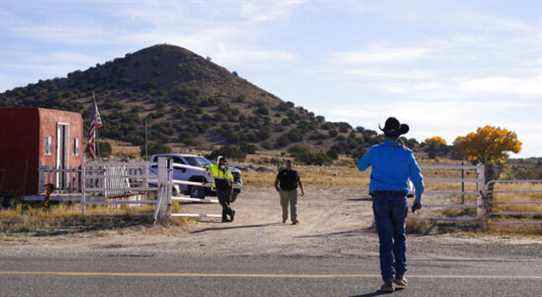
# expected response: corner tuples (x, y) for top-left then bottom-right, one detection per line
(394, 276), (408, 289)
(379, 281), (395, 293)
(282, 218), (287, 224)
(230, 210), (236, 222)
(292, 220), (299, 225)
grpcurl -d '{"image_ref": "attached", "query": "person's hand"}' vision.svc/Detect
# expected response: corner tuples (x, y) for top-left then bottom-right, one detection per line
(300, 191), (305, 198)
(412, 201), (422, 213)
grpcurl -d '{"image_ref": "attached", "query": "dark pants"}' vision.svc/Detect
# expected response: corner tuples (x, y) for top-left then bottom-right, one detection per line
(372, 191), (408, 282)
(217, 187), (234, 222)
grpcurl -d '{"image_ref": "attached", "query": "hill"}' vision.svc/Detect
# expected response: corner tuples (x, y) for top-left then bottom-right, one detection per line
(0, 44), (410, 157)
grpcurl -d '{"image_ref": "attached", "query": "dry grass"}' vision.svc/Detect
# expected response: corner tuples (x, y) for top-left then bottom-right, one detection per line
(0, 204), (157, 234)
(485, 220), (542, 236)
(243, 165), (371, 188)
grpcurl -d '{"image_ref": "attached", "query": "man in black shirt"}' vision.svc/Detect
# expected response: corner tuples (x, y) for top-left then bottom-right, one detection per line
(275, 160), (305, 224)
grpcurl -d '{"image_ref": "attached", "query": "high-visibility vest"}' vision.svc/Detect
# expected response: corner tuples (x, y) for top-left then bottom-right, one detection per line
(209, 164), (234, 181)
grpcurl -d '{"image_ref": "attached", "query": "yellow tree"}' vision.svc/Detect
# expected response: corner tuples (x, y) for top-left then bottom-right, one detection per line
(422, 136), (449, 159)
(453, 126), (522, 212)
(425, 136), (447, 146)
(453, 126), (522, 167)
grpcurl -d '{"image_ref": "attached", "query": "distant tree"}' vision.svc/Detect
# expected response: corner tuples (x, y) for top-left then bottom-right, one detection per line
(422, 136), (449, 159)
(453, 126), (522, 213)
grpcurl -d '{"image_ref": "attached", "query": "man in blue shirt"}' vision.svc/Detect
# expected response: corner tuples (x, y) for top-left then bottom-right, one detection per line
(357, 117), (424, 293)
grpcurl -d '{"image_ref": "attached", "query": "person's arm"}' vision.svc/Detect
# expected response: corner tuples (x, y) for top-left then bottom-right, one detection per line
(356, 148), (373, 172)
(275, 170), (281, 192)
(274, 172), (281, 192)
(408, 151), (425, 212)
(298, 175), (305, 197)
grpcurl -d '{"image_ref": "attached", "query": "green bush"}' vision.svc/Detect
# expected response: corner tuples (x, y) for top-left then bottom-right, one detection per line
(207, 145), (247, 161)
(286, 129), (303, 142)
(288, 145), (334, 166)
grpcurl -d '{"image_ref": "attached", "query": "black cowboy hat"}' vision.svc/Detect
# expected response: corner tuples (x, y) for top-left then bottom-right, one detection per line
(379, 117), (410, 138)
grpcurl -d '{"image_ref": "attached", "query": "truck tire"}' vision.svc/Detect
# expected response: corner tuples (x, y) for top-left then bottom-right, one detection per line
(188, 176), (208, 199)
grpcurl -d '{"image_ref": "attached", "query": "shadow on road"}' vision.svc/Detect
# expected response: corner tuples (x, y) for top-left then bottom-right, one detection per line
(190, 223), (281, 234)
(295, 228), (374, 239)
(350, 291), (388, 297)
(347, 197), (372, 202)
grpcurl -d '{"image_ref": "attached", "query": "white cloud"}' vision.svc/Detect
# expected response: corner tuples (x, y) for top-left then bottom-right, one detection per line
(319, 100), (537, 157)
(459, 76), (542, 96)
(240, 0), (307, 22)
(343, 69), (434, 80)
(11, 25), (112, 45)
(213, 47), (296, 65)
(332, 46), (432, 64)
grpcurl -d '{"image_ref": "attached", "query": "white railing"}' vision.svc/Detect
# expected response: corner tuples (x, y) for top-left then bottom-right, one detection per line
(34, 157), (223, 223)
(414, 163), (485, 223)
(483, 179), (542, 224)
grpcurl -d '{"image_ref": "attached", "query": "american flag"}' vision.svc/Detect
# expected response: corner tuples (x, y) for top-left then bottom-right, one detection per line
(86, 94), (103, 160)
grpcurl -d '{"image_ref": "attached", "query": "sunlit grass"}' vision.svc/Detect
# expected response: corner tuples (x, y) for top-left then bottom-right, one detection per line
(0, 204), (157, 234)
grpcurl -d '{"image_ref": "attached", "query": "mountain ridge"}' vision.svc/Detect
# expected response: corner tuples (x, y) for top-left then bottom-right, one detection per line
(0, 44), (394, 157)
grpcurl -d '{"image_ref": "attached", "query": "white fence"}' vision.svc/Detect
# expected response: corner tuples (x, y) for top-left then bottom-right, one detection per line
(34, 158), (220, 223)
(414, 163), (485, 223)
(417, 163), (542, 226)
(483, 179), (542, 225)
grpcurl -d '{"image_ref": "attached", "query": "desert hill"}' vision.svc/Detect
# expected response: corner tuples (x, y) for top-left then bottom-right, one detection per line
(0, 44), (401, 157)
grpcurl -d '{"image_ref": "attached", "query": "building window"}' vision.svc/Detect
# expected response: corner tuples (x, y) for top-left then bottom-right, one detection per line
(45, 136), (52, 155)
(74, 138), (80, 156)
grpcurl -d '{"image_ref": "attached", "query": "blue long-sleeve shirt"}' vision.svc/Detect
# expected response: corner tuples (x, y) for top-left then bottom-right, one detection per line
(357, 140), (424, 201)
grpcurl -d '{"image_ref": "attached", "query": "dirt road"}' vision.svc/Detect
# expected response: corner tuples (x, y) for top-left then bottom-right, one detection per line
(1, 187), (541, 259)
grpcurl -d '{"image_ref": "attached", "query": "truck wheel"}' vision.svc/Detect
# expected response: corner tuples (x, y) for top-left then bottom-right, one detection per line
(188, 176), (207, 199)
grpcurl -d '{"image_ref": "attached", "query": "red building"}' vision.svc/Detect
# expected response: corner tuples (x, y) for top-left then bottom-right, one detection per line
(0, 107), (84, 196)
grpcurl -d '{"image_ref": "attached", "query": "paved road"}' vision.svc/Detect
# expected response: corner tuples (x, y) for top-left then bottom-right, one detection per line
(1, 255), (542, 297)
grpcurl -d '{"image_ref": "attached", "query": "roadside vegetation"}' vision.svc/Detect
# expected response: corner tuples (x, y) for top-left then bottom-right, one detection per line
(0, 204), (161, 235)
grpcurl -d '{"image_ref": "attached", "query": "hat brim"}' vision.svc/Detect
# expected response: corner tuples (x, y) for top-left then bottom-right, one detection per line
(379, 123), (410, 137)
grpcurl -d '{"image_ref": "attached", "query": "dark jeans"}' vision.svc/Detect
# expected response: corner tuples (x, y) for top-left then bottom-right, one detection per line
(372, 191), (408, 282)
(217, 187), (234, 222)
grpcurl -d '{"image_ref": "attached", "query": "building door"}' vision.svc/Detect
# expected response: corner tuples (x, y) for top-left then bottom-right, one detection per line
(56, 123), (70, 189)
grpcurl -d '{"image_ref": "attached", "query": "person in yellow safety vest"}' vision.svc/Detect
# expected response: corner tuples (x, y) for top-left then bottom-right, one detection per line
(209, 156), (235, 223)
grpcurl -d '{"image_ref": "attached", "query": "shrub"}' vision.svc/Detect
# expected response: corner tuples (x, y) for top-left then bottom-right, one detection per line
(207, 145), (247, 161)
(256, 105), (270, 115)
(286, 129), (303, 142)
(288, 145), (334, 166)
(240, 143), (257, 154)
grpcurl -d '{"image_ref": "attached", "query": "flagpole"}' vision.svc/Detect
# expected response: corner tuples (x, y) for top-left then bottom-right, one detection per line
(93, 92), (101, 160)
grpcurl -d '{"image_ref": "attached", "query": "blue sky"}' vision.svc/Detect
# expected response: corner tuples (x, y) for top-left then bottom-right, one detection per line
(1, 0), (541, 157)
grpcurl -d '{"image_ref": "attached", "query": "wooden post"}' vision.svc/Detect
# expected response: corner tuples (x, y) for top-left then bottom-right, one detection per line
(476, 163), (488, 229)
(461, 161), (465, 204)
(154, 157), (172, 223)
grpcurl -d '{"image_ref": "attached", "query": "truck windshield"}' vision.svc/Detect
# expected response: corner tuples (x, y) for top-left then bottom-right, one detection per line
(184, 157), (212, 167)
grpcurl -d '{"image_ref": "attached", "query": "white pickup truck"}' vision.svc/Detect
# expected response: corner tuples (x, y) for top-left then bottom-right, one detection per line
(149, 154), (243, 199)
